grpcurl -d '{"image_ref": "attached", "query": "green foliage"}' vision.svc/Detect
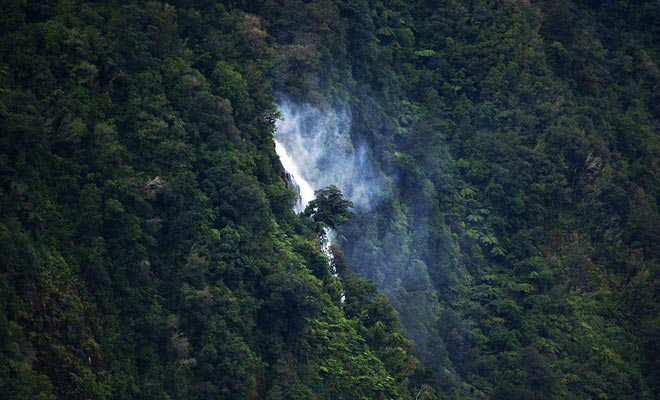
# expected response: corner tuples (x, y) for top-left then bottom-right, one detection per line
(304, 185), (355, 230)
(261, 0), (659, 398)
(0, 2), (427, 399)
(1, 0), (659, 399)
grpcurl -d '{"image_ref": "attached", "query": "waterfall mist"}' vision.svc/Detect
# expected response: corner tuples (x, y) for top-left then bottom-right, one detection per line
(274, 100), (384, 213)
(274, 97), (458, 376)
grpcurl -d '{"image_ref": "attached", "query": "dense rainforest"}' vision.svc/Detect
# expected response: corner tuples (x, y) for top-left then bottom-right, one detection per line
(1, 0), (659, 399)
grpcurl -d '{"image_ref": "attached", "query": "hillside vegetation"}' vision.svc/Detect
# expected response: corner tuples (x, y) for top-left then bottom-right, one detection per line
(1, 1), (659, 399)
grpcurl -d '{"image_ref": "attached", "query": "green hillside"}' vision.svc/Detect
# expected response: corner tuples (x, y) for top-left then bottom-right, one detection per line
(1, 1), (659, 399)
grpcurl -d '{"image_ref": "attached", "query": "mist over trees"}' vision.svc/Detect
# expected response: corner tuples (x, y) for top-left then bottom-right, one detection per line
(1, 0), (659, 399)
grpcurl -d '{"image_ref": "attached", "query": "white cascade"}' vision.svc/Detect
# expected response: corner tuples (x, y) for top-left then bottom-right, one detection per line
(275, 101), (366, 303)
(273, 113), (337, 264)
(275, 138), (337, 267)
(274, 140), (315, 213)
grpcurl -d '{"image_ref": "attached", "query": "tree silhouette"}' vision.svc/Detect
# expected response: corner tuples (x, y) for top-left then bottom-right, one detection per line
(304, 185), (355, 229)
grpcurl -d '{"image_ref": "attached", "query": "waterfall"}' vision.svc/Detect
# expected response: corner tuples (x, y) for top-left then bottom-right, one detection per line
(273, 100), (383, 214)
(273, 108), (335, 261)
(274, 100), (382, 305)
(274, 99), (383, 255)
(274, 140), (315, 213)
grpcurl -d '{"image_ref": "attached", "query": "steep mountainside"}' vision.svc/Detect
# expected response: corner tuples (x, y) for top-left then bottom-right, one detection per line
(1, 1), (659, 399)
(0, 2), (430, 399)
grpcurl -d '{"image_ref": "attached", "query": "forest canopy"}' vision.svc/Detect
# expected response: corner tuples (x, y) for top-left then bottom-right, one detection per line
(0, 0), (659, 399)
